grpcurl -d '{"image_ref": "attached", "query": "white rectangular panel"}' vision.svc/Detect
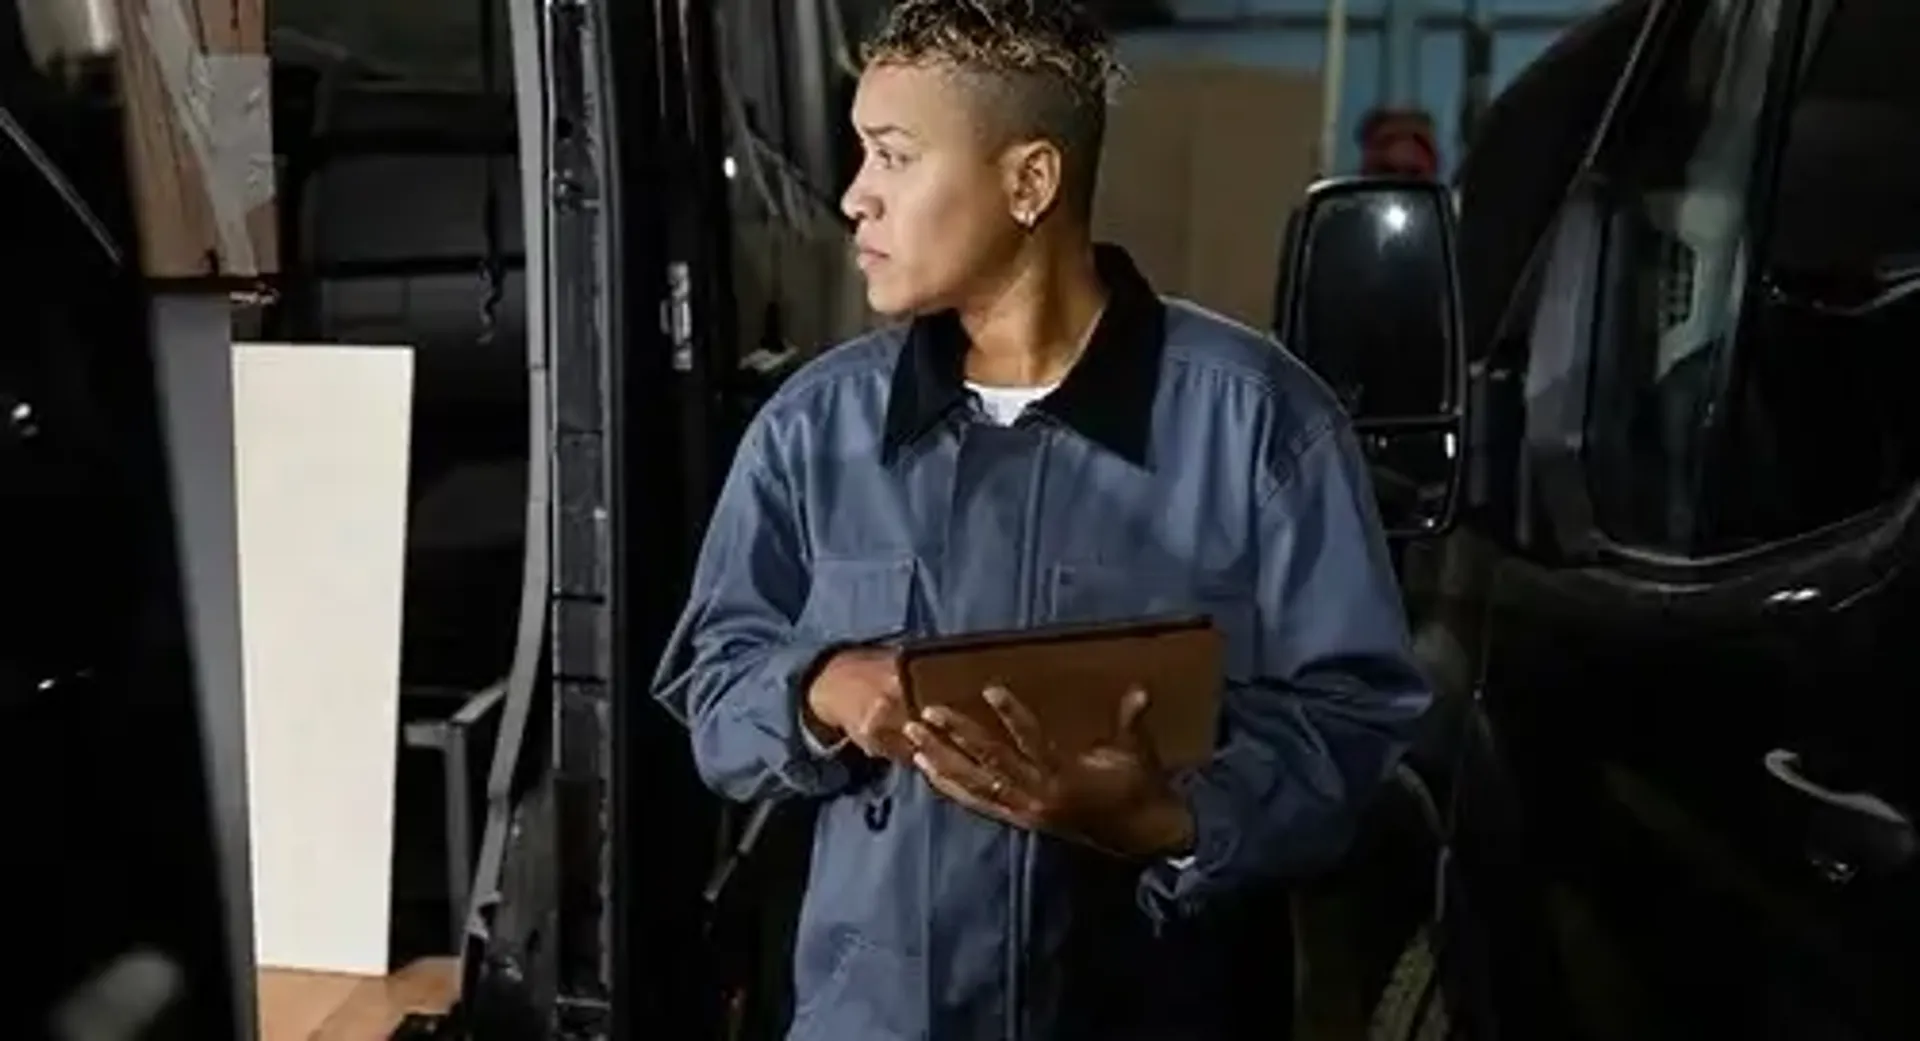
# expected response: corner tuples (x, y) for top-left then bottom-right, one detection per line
(233, 342), (414, 976)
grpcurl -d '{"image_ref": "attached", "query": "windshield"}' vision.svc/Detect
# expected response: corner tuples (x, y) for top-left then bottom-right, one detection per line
(1588, 0), (1920, 555)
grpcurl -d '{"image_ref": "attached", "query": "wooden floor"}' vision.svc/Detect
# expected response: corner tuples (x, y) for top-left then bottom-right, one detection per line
(257, 958), (456, 1041)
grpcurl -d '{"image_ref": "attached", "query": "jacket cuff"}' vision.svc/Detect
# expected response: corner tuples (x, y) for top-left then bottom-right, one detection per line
(730, 639), (852, 796)
(1134, 772), (1246, 927)
(798, 712), (851, 758)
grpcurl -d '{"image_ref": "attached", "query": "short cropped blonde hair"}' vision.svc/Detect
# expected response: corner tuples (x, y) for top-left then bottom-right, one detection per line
(862, 0), (1124, 213)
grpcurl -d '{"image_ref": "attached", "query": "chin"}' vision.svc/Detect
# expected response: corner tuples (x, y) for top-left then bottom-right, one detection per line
(863, 280), (928, 319)
(865, 290), (911, 318)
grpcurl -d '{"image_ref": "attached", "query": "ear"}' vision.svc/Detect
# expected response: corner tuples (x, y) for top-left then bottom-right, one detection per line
(999, 139), (1064, 228)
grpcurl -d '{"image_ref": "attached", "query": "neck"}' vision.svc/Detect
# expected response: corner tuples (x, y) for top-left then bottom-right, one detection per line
(957, 230), (1107, 388)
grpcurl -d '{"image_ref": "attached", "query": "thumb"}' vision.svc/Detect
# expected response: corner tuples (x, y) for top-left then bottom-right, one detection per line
(1115, 687), (1151, 746)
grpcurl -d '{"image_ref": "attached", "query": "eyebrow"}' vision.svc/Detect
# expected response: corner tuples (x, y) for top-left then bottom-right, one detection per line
(855, 122), (916, 143)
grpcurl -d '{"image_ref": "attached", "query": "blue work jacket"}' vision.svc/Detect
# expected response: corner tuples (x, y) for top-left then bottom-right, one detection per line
(652, 246), (1432, 1041)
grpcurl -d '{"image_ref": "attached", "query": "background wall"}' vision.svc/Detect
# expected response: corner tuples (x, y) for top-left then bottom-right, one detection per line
(1119, 0), (1614, 173)
(270, 0), (1616, 179)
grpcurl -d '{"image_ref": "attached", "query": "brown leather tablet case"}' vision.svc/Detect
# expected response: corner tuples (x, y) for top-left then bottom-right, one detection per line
(898, 614), (1223, 771)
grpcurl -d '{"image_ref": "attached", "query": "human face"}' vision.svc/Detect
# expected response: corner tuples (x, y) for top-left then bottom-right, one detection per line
(841, 62), (1025, 317)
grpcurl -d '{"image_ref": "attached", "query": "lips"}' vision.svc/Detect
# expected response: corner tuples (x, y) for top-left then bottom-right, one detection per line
(855, 246), (887, 269)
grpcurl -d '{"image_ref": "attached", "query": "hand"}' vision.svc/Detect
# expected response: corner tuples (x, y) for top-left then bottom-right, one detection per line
(906, 685), (1195, 860)
(804, 647), (914, 763)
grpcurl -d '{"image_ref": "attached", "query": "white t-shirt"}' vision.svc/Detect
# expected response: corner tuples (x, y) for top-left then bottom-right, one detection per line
(967, 381), (1058, 425)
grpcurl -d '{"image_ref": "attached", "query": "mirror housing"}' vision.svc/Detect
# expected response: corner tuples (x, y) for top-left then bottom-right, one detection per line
(1274, 176), (1469, 539)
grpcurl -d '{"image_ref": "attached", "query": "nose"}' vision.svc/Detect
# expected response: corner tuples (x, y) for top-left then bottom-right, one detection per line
(841, 175), (877, 225)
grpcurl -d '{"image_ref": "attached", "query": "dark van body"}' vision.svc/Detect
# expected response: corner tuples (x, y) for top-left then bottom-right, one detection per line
(1296, 1), (1920, 1038)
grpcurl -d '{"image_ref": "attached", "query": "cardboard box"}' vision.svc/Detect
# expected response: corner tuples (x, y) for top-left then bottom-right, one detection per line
(1095, 62), (1323, 332)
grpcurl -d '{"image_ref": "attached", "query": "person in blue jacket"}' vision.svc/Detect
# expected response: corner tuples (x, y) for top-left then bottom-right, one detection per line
(651, 2), (1433, 1038)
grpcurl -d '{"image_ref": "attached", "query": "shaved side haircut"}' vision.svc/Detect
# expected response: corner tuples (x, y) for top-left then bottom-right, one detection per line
(862, 0), (1125, 217)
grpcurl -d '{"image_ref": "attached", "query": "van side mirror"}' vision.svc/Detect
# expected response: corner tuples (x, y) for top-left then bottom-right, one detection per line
(1275, 177), (1468, 539)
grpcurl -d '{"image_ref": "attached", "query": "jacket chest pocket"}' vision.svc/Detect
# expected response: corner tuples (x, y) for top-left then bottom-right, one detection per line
(797, 556), (917, 645)
(1045, 561), (1258, 681)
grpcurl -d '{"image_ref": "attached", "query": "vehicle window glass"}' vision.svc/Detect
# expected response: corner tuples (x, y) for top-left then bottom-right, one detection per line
(1585, 0), (1920, 554)
(1716, 0), (1920, 544)
(1584, 0), (1780, 553)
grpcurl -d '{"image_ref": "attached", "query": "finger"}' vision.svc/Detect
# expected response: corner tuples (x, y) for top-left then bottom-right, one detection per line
(857, 703), (917, 763)
(920, 706), (1044, 787)
(879, 706), (921, 764)
(1116, 687), (1151, 740)
(984, 685), (1054, 767)
(904, 721), (1001, 793)
(917, 756), (1032, 827)
(863, 730), (917, 764)
(906, 722), (1047, 816)
(912, 734), (1045, 825)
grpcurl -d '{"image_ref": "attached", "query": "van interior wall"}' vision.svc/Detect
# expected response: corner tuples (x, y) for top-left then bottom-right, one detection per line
(730, 196), (873, 367)
(271, 0), (529, 691)
(280, 86), (530, 694)
(719, 1), (875, 373)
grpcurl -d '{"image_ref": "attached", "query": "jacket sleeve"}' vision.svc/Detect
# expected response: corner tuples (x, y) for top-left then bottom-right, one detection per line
(650, 414), (853, 803)
(1139, 419), (1433, 921)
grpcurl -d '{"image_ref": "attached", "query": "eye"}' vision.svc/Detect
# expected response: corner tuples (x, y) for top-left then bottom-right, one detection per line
(873, 147), (906, 171)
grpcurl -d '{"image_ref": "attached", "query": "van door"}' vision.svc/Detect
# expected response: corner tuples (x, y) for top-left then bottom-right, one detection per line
(1491, 0), (1920, 1037)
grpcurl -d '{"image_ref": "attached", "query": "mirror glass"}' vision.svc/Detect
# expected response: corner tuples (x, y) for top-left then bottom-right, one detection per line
(1292, 187), (1456, 420)
(1360, 428), (1457, 537)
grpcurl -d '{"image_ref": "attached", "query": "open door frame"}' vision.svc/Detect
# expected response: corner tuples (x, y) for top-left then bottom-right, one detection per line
(461, 1), (736, 1038)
